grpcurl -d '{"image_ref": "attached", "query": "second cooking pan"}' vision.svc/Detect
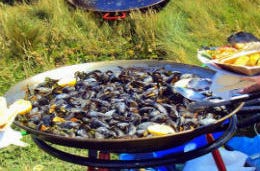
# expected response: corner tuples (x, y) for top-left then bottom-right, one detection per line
(67, 0), (169, 20)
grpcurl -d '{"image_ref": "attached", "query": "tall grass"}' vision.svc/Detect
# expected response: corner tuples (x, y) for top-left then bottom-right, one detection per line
(0, 0), (259, 75)
(0, 0), (260, 170)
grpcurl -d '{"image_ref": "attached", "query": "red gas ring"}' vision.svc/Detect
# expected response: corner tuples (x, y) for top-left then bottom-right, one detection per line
(103, 12), (127, 20)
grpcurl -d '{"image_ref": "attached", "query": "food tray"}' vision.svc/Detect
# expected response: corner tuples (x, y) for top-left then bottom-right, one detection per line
(198, 48), (260, 76)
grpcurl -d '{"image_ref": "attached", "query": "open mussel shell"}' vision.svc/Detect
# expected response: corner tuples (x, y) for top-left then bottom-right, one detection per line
(186, 78), (212, 91)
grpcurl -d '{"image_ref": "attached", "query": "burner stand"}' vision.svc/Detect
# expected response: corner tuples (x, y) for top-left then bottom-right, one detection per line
(32, 115), (237, 169)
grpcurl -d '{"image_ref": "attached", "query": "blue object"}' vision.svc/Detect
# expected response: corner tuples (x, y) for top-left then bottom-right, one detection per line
(226, 135), (260, 171)
(153, 132), (223, 158)
(72, 0), (166, 12)
(119, 132), (224, 171)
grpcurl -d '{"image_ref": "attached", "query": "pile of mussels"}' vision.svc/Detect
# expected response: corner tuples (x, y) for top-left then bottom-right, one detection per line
(17, 67), (230, 139)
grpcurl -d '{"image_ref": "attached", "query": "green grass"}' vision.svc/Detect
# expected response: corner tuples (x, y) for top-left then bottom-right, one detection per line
(0, 133), (87, 170)
(0, 0), (260, 170)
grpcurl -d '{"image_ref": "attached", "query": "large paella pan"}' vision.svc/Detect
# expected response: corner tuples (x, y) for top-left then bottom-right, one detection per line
(5, 60), (244, 152)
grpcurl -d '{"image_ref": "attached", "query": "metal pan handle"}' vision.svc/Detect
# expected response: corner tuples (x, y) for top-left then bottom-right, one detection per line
(188, 91), (260, 112)
(237, 113), (260, 128)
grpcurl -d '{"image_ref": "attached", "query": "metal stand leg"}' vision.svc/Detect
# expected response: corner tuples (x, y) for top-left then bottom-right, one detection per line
(98, 152), (110, 171)
(88, 150), (98, 171)
(206, 134), (227, 171)
(87, 150), (110, 171)
(31, 115), (237, 169)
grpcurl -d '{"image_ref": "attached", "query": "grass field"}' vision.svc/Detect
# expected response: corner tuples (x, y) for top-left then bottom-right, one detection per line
(0, 0), (260, 170)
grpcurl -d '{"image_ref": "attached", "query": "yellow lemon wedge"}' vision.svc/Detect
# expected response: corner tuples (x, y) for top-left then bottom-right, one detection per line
(52, 116), (65, 122)
(147, 124), (175, 136)
(9, 99), (32, 115)
(57, 77), (76, 87)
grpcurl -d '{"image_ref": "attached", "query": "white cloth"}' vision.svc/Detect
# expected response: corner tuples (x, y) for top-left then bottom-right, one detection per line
(0, 126), (28, 148)
(0, 96), (28, 148)
(183, 148), (256, 171)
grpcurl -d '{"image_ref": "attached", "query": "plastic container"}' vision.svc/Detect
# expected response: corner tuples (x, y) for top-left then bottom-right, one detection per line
(227, 135), (260, 171)
(119, 132), (224, 171)
(183, 148), (255, 171)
